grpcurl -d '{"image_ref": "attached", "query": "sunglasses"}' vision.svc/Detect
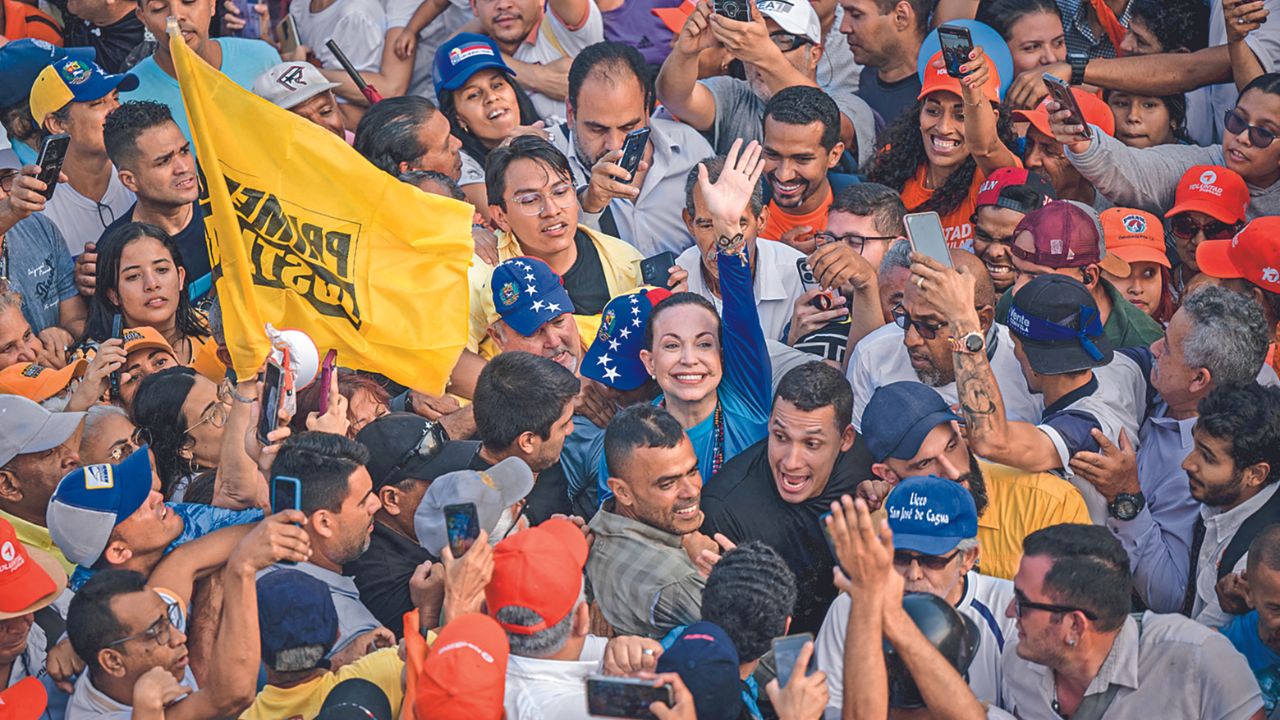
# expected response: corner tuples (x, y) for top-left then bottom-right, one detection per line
(386, 421), (448, 481)
(1224, 108), (1277, 148)
(892, 303), (949, 341)
(1012, 589), (1098, 620)
(1169, 214), (1238, 241)
(893, 549), (960, 571)
(769, 31), (813, 52)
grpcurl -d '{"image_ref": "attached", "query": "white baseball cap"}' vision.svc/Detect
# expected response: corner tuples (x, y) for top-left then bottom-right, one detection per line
(0, 395), (85, 467)
(756, 0), (823, 45)
(252, 62), (342, 111)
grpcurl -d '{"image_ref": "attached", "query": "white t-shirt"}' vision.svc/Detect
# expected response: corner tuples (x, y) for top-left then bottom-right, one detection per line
(460, 149), (486, 188)
(291, 0), (387, 73)
(676, 239), (808, 343)
(847, 322), (1044, 433)
(816, 571), (1016, 713)
(505, 635), (608, 720)
(511, 0), (605, 121)
(40, 171), (135, 256)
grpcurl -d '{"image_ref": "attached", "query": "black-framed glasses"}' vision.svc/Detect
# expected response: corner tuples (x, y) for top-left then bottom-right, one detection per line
(1012, 589), (1098, 620)
(769, 31), (813, 52)
(893, 549), (960, 571)
(386, 421), (449, 481)
(814, 231), (898, 255)
(1224, 108), (1277, 148)
(108, 597), (182, 649)
(892, 303), (949, 340)
(95, 200), (117, 229)
(1169, 214), (1238, 241)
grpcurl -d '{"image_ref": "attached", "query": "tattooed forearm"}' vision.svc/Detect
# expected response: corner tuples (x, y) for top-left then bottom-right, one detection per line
(951, 327), (1009, 455)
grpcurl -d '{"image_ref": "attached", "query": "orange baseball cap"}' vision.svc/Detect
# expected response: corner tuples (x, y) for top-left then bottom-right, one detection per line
(918, 51), (1000, 104)
(1197, 217), (1280, 294)
(652, 0), (696, 34)
(1164, 165), (1249, 225)
(0, 517), (66, 621)
(0, 678), (48, 720)
(1099, 208), (1170, 269)
(0, 360), (86, 403)
(414, 613), (509, 720)
(485, 517), (588, 635)
(1014, 88), (1114, 139)
(121, 326), (175, 356)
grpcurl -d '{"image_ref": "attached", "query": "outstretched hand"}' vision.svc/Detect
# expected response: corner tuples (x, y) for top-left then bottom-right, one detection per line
(696, 138), (764, 246)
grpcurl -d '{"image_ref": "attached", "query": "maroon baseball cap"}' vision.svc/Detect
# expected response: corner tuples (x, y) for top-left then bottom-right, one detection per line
(1011, 200), (1131, 278)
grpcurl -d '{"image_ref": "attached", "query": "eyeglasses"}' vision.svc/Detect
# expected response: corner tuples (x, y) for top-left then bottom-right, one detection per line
(108, 597), (182, 649)
(95, 200), (117, 229)
(769, 31), (813, 52)
(1224, 108), (1277, 148)
(892, 303), (949, 340)
(186, 380), (233, 435)
(107, 428), (147, 463)
(1012, 589), (1098, 620)
(385, 421), (449, 481)
(1169, 214), (1238, 241)
(508, 182), (578, 216)
(893, 549), (960, 571)
(814, 231), (898, 255)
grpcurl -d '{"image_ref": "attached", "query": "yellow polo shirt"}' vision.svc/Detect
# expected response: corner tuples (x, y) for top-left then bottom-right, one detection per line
(239, 647), (405, 720)
(975, 462), (1092, 580)
(0, 509), (73, 575)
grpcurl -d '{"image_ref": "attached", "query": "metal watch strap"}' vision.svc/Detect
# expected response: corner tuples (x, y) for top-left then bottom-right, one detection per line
(1069, 53), (1088, 85)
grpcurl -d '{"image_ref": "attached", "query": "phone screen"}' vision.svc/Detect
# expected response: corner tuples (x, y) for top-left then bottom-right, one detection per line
(316, 349), (337, 414)
(36, 134), (70, 200)
(258, 361), (284, 444)
(938, 26), (973, 78)
(904, 212), (954, 268)
(772, 633), (817, 689)
(618, 127), (651, 180)
(713, 0), (750, 22)
(270, 476), (301, 515)
(444, 503), (480, 558)
(585, 676), (672, 719)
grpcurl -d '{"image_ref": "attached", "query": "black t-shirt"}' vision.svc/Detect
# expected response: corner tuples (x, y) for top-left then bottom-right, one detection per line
(343, 520), (435, 639)
(48, 0), (147, 74)
(104, 201), (213, 300)
(700, 435), (875, 635)
(468, 451), (573, 526)
(856, 67), (923, 130)
(561, 229), (611, 315)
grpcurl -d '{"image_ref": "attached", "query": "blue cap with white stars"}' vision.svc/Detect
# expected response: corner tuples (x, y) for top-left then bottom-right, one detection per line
(581, 288), (671, 391)
(491, 256), (575, 336)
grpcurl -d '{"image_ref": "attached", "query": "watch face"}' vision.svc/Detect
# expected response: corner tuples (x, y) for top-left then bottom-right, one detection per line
(1112, 497), (1137, 520)
(964, 333), (984, 352)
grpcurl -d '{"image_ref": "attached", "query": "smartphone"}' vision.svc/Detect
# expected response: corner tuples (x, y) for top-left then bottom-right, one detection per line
(276, 15), (299, 55)
(772, 633), (817, 689)
(818, 511), (837, 557)
(937, 24), (974, 79)
(316, 349), (337, 413)
(640, 251), (676, 287)
(109, 314), (123, 400)
(444, 502), (480, 558)
(585, 676), (673, 719)
(35, 133), (70, 201)
(1042, 73), (1092, 139)
(617, 127), (651, 181)
(713, 0), (750, 22)
(258, 359), (285, 445)
(270, 475), (302, 515)
(230, 0), (260, 38)
(904, 212), (954, 268)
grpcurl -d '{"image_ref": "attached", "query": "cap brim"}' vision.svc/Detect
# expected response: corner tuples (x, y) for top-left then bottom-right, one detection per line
(439, 60), (517, 93)
(1164, 199), (1244, 224)
(652, 7), (690, 33)
(893, 533), (964, 557)
(888, 409), (961, 461)
(489, 456), (535, 506)
(1195, 239), (1248, 280)
(20, 411), (85, 455)
(1012, 109), (1054, 140)
(1018, 334), (1114, 375)
(1109, 245), (1171, 269)
(114, 445), (157, 524)
(0, 545), (67, 620)
(0, 677), (48, 719)
(393, 441), (480, 488)
(125, 340), (175, 357)
(1097, 253), (1131, 278)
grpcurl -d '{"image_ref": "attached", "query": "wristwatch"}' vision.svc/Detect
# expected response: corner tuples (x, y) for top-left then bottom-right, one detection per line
(1067, 52), (1089, 86)
(1107, 491), (1146, 521)
(949, 331), (985, 354)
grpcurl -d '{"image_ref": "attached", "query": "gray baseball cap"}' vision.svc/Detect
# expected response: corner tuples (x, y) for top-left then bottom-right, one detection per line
(0, 395), (85, 467)
(252, 62), (341, 110)
(413, 457), (535, 557)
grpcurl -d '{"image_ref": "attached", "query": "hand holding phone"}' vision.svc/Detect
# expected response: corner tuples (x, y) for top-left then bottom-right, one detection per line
(938, 25), (974, 79)
(258, 359), (286, 445)
(109, 314), (123, 400)
(617, 127), (651, 182)
(903, 212), (954, 268)
(712, 0), (750, 22)
(316, 349), (337, 414)
(1041, 73), (1092, 140)
(772, 633), (818, 689)
(444, 503), (480, 558)
(640, 251), (677, 287)
(585, 676), (673, 719)
(270, 475), (303, 564)
(35, 134), (70, 201)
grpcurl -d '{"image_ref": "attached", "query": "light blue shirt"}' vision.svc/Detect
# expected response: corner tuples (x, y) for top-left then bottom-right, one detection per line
(121, 38), (281, 141)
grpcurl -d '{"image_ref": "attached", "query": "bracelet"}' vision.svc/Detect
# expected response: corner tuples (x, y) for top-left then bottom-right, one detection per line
(231, 386), (259, 404)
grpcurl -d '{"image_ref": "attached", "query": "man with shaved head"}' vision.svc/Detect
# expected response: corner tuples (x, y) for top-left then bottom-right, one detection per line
(1222, 524), (1280, 715)
(848, 249), (1042, 432)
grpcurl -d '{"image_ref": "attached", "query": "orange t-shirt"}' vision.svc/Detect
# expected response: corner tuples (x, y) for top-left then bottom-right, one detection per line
(3, 0), (62, 45)
(762, 188), (834, 241)
(899, 164), (987, 250)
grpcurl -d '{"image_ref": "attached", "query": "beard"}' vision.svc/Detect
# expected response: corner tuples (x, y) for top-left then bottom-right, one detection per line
(1189, 468), (1246, 508)
(959, 452), (989, 518)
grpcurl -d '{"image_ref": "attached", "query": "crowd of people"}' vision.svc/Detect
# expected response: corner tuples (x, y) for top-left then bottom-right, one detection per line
(3, 0), (1280, 716)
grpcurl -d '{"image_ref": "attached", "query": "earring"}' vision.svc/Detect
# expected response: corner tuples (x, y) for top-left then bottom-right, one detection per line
(1066, 637), (1077, 647)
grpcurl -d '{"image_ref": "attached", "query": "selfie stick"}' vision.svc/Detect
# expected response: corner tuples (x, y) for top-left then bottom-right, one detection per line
(325, 39), (383, 105)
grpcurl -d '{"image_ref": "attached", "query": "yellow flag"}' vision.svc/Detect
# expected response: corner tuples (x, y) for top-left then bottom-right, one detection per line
(171, 30), (473, 393)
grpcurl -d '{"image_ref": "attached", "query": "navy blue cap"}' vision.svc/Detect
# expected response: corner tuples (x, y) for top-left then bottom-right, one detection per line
(656, 621), (742, 720)
(317, 678), (393, 720)
(0, 39), (94, 109)
(46, 445), (154, 568)
(490, 256), (575, 336)
(861, 381), (960, 462)
(433, 33), (516, 97)
(257, 569), (340, 670)
(885, 476), (978, 556)
(581, 288), (671, 391)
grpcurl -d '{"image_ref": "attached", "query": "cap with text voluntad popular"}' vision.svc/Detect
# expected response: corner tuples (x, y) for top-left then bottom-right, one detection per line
(1196, 217), (1280, 294)
(1164, 165), (1248, 224)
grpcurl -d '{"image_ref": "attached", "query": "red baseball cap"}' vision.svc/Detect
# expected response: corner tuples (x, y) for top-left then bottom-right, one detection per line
(485, 517), (588, 635)
(1164, 165), (1249, 224)
(975, 167), (1056, 213)
(1099, 208), (1171, 269)
(652, 0), (695, 34)
(1012, 200), (1131, 277)
(917, 51), (1000, 104)
(1196, 217), (1280, 293)
(0, 678), (47, 720)
(0, 518), (66, 620)
(414, 613), (510, 720)
(1014, 88), (1115, 139)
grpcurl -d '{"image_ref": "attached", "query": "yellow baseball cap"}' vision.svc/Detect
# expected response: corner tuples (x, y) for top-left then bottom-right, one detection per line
(121, 326), (174, 356)
(29, 56), (138, 125)
(0, 360), (87, 403)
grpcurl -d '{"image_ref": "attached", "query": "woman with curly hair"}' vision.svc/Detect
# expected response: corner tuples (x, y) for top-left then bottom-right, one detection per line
(865, 48), (1018, 250)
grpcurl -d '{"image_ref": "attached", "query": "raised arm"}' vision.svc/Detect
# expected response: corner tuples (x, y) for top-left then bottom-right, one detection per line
(1225, 0), (1270, 88)
(655, 0), (722, 131)
(881, 600), (989, 720)
(501, 55), (573, 103)
(955, 48), (1019, 175)
(148, 522), (256, 607)
(825, 496), (891, 720)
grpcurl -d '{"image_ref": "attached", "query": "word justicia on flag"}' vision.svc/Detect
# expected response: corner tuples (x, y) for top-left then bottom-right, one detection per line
(169, 22), (474, 393)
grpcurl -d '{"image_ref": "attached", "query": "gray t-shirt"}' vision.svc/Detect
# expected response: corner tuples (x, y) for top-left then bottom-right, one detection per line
(2, 213), (77, 333)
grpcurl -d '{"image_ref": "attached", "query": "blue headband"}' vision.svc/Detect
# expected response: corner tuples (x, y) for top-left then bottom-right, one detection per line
(1006, 304), (1105, 362)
